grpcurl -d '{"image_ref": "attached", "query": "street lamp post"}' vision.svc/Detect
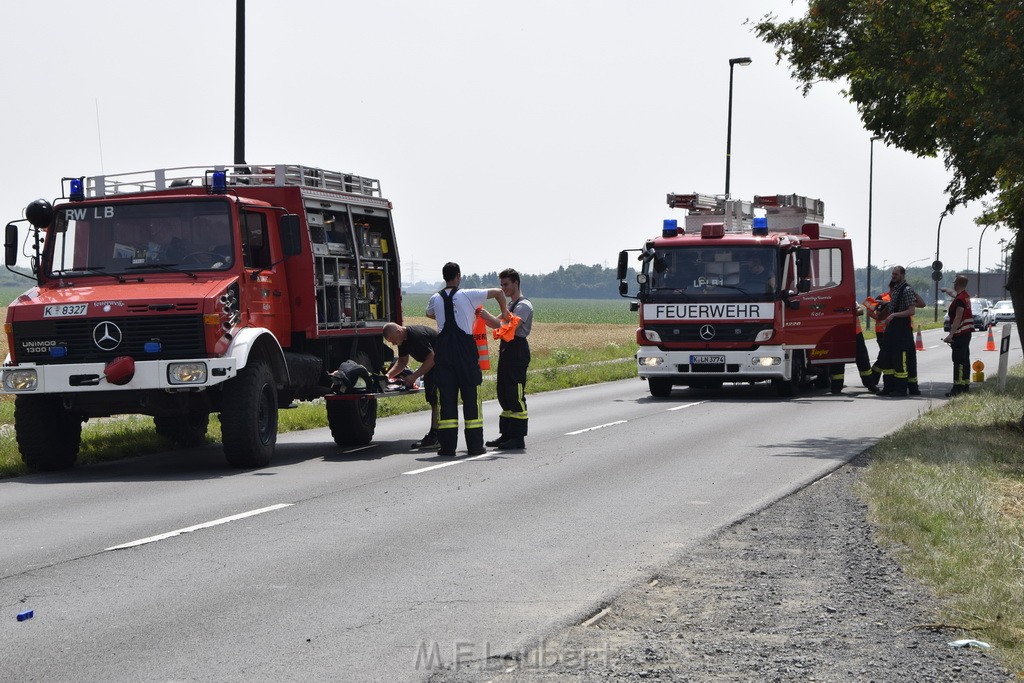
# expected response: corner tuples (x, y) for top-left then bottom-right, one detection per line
(934, 211), (946, 322)
(967, 246), (972, 273)
(977, 223), (991, 296)
(725, 57), (752, 199)
(1000, 238), (1008, 282)
(866, 135), (882, 328)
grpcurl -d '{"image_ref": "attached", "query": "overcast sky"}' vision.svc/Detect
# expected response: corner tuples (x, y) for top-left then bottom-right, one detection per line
(1, 1), (1009, 285)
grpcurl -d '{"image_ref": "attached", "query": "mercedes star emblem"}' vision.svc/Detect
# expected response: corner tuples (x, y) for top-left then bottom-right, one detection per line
(699, 324), (716, 341)
(93, 321), (123, 351)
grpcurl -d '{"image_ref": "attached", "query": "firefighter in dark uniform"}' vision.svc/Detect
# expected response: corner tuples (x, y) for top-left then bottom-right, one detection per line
(478, 268), (534, 449)
(426, 262), (508, 456)
(383, 322), (440, 449)
(941, 274), (974, 396)
(865, 291), (891, 391)
(878, 266), (917, 397)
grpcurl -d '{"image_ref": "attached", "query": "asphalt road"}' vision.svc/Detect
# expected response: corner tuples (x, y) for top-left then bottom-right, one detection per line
(1, 326), (1020, 682)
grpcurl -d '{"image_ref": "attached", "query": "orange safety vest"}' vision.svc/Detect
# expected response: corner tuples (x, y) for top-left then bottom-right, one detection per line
(863, 294), (891, 333)
(492, 312), (521, 342)
(473, 307), (490, 370)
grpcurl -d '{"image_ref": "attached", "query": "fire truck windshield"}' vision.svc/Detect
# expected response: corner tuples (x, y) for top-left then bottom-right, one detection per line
(46, 201), (233, 277)
(645, 246), (778, 302)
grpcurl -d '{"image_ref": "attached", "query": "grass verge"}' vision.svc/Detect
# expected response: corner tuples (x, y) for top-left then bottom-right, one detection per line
(859, 364), (1024, 675)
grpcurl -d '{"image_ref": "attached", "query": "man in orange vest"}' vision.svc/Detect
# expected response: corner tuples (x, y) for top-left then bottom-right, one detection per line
(863, 292), (891, 391)
(940, 274), (974, 396)
(477, 268), (534, 450)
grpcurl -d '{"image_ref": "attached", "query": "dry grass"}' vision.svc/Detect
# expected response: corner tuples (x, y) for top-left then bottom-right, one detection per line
(994, 477), (1024, 522)
(403, 316), (635, 354)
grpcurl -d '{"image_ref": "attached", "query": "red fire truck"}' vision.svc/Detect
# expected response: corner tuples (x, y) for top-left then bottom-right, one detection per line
(616, 193), (857, 397)
(2, 164), (403, 470)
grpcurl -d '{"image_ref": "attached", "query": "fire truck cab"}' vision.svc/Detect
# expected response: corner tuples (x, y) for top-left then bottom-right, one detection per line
(617, 193), (857, 397)
(3, 164), (403, 471)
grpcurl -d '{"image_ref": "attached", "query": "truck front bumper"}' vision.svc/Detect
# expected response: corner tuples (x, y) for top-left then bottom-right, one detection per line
(635, 346), (793, 383)
(0, 357), (238, 395)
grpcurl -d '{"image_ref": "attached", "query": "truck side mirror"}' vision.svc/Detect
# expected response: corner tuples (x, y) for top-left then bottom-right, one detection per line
(616, 251), (628, 280)
(5, 224), (18, 267)
(618, 281), (627, 296)
(279, 214), (302, 256)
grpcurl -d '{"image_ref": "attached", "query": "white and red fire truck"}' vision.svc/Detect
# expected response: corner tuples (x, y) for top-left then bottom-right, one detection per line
(616, 192), (858, 397)
(2, 164), (404, 471)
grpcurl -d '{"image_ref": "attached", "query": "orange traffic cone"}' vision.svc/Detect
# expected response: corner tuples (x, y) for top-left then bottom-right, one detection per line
(984, 325), (996, 352)
(915, 326), (925, 351)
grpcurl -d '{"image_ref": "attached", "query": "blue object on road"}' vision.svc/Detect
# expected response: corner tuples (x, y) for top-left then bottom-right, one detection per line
(17, 610), (33, 622)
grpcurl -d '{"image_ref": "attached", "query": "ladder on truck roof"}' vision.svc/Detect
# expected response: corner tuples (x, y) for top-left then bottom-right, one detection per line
(86, 164), (382, 199)
(666, 192), (829, 234)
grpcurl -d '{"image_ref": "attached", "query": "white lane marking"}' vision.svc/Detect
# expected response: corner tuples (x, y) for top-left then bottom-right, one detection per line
(566, 420), (627, 436)
(403, 452), (494, 475)
(105, 503), (294, 551)
(667, 401), (705, 412)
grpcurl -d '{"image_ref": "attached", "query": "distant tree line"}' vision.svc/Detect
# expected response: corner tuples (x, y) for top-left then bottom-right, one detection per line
(458, 264), (631, 299)
(451, 264), (1009, 301)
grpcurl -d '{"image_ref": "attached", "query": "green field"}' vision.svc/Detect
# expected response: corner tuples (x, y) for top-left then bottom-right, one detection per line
(0, 283), (31, 307)
(401, 292), (635, 325)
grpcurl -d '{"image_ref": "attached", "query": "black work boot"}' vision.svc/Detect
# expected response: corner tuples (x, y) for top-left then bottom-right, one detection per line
(411, 432), (440, 450)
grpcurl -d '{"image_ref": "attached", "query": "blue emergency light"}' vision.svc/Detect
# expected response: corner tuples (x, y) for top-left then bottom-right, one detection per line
(662, 219), (679, 238)
(752, 216), (769, 236)
(210, 171), (227, 194)
(69, 177), (85, 202)
(144, 341), (162, 354)
(49, 346), (68, 358)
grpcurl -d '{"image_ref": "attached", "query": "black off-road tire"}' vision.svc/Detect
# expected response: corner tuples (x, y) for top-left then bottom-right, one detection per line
(648, 377), (673, 398)
(327, 396), (378, 447)
(220, 360), (278, 468)
(154, 412), (210, 448)
(15, 395), (83, 472)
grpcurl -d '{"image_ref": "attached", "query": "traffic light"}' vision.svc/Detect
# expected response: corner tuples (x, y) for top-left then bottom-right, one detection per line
(931, 259), (943, 282)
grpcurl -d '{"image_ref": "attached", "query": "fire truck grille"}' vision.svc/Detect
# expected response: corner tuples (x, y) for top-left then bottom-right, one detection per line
(12, 315), (206, 364)
(648, 323), (768, 344)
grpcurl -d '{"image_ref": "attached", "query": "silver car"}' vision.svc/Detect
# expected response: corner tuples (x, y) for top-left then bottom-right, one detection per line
(992, 299), (1016, 323)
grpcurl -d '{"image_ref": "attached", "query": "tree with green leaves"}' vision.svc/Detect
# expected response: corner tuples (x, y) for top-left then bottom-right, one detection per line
(756, 0), (1024, 388)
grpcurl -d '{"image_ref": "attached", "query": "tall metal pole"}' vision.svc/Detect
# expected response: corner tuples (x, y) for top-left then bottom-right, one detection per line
(934, 211), (946, 322)
(725, 57), (752, 199)
(977, 223), (991, 297)
(234, 0), (246, 166)
(866, 136), (881, 328)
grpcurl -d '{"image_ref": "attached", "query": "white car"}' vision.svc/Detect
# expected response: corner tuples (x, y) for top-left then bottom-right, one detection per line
(992, 299), (1016, 323)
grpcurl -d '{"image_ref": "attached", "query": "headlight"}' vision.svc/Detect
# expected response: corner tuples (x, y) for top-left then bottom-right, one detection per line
(642, 329), (662, 342)
(638, 356), (664, 366)
(168, 362), (208, 385)
(754, 329), (774, 342)
(751, 356), (781, 367)
(2, 369), (38, 391)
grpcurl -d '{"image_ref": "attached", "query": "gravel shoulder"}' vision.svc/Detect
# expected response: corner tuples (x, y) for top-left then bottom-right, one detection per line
(433, 454), (1012, 682)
